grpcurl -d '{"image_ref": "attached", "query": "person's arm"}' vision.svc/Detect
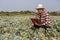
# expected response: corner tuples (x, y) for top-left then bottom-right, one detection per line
(28, 21), (41, 29)
(45, 13), (52, 27)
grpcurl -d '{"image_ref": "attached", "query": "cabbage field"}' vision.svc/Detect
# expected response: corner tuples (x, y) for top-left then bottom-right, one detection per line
(0, 15), (60, 40)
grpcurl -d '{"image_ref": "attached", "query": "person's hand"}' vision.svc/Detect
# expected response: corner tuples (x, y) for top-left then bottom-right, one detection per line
(28, 26), (32, 29)
(35, 22), (41, 26)
(28, 23), (34, 29)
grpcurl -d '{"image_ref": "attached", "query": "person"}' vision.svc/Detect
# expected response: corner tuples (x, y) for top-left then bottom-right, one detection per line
(28, 4), (52, 40)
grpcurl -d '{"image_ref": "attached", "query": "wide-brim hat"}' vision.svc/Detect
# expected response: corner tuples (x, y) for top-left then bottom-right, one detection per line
(36, 4), (44, 9)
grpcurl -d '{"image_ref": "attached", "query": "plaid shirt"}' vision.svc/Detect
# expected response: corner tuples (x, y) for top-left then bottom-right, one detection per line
(36, 12), (51, 27)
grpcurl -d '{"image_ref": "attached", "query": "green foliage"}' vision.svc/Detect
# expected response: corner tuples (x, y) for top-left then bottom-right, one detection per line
(0, 15), (60, 40)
